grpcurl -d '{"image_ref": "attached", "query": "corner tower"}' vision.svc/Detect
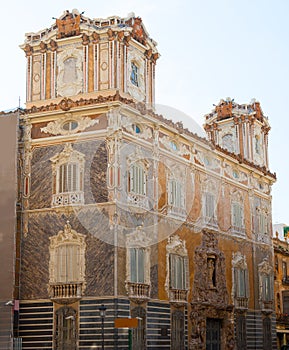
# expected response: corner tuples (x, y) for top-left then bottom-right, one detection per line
(204, 98), (270, 169)
(20, 9), (159, 108)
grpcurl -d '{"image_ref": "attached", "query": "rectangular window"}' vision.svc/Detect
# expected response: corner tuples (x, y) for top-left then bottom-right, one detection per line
(235, 268), (247, 298)
(204, 192), (215, 218)
(129, 164), (146, 196)
(56, 244), (79, 283)
(283, 294), (289, 314)
(169, 179), (183, 208)
(130, 248), (145, 283)
(260, 213), (267, 234)
(59, 163), (78, 193)
(232, 202), (243, 228)
(263, 275), (272, 301)
(170, 254), (187, 290)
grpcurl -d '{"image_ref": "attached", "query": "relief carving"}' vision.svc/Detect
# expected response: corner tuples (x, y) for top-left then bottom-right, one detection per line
(57, 48), (83, 97)
(190, 229), (234, 350)
(41, 114), (99, 136)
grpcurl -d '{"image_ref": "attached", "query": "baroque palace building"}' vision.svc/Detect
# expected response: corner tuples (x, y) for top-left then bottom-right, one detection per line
(0, 9), (278, 350)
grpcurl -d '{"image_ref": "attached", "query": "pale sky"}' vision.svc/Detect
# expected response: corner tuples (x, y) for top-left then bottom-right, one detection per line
(1, 0), (288, 224)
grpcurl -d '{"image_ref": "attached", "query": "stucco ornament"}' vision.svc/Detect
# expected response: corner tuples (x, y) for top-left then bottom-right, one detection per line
(57, 47), (83, 97)
(41, 114), (99, 136)
(127, 49), (145, 101)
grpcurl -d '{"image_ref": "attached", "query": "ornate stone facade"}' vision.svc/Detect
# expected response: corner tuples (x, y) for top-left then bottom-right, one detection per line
(6, 9), (277, 350)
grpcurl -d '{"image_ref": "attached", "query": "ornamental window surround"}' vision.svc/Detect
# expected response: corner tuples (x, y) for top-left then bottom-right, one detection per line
(201, 179), (218, 227)
(125, 227), (151, 301)
(258, 258), (273, 309)
(50, 143), (85, 207)
(49, 221), (86, 300)
(232, 252), (249, 308)
(256, 206), (269, 235)
(166, 235), (189, 304)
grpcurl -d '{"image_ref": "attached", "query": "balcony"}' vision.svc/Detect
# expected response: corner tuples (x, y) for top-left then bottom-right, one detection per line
(52, 191), (84, 207)
(262, 300), (273, 312)
(167, 205), (187, 220)
(235, 296), (248, 309)
(169, 288), (188, 305)
(231, 225), (246, 235)
(126, 282), (150, 303)
(49, 282), (83, 303)
(202, 216), (218, 230)
(127, 194), (150, 211)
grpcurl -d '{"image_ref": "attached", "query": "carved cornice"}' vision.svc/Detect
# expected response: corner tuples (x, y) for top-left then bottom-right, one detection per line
(24, 92), (209, 145)
(214, 144), (276, 180)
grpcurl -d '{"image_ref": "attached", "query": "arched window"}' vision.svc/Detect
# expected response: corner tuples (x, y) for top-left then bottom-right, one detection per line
(50, 143), (85, 207)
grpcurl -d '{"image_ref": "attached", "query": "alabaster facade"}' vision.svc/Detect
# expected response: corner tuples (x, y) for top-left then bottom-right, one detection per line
(7, 9), (277, 350)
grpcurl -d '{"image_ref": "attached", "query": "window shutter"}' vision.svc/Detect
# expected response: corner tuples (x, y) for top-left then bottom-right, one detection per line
(170, 254), (176, 288)
(239, 269), (246, 297)
(72, 164), (77, 191)
(138, 248), (145, 283)
(184, 257), (189, 290)
(168, 180), (173, 205)
(205, 193), (214, 218)
(130, 248), (137, 282)
(244, 269), (248, 298)
(234, 268), (238, 298)
(59, 165), (64, 193)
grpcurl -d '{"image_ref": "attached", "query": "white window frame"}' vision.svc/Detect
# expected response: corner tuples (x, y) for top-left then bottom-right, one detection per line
(169, 253), (188, 290)
(50, 144), (85, 207)
(129, 247), (145, 283)
(203, 191), (215, 219)
(168, 178), (184, 209)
